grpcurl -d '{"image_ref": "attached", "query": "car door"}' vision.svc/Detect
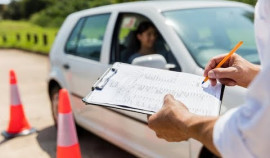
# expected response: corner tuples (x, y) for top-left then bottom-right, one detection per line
(64, 13), (111, 98)
(110, 12), (190, 157)
(110, 12), (182, 120)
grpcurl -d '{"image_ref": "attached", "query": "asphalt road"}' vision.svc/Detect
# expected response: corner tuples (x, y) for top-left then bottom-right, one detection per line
(0, 49), (135, 158)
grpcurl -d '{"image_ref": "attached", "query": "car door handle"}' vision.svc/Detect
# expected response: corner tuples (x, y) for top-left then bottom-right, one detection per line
(63, 64), (70, 70)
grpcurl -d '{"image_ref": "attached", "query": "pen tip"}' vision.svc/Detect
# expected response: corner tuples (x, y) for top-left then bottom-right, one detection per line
(201, 81), (204, 84)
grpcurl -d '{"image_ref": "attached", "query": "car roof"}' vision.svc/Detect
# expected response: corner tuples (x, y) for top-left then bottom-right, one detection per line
(74, 0), (253, 15)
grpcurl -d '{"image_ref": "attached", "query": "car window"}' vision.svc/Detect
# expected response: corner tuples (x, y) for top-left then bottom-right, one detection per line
(65, 14), (110, 61)
(65, 18), (85, 54)
(111, 13), (181, 72)
(163, 7), (259, 68)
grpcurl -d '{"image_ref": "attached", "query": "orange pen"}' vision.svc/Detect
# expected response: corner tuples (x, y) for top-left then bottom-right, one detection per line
(202, 41), (243, 84)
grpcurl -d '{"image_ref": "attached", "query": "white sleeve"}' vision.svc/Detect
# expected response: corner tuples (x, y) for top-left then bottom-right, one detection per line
(213, 67), (270, 158)
(213, 99), (270, 158)
(213, 107), (251, 158)
(213, 104), (255, 158)
(213, 0), (270, 157)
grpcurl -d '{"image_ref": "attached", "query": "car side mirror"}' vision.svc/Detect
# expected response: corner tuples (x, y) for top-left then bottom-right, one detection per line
(131, 54), (175, 70)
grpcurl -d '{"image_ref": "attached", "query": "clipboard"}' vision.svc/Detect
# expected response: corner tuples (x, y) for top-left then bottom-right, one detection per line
(83, 62), (225, 116)
(83, 64), (157, 114)
(91, 67), (117, 91)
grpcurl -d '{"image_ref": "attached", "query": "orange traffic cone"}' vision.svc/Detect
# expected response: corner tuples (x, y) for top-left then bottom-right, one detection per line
(2, 70), (36, 139)
(57, 89), (81, 158)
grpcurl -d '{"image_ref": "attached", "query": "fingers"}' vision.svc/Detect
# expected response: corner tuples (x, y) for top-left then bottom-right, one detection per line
(147, 114), (151, 120)
(204, 54), (228, 77)
(208, 67), (238, 79)
(148, 94), (175, 126)
(163, 94), (175, 107)
(209, 78), (217, 86)
(164, 94), (175, 101)
(218, 78), (236, 86)
(148, 94), (191, 142)
(204, 54), (233, 77)
(147, 114), (157, 129)
(209, 78), (236, 86)
(156, 133), (161, 138)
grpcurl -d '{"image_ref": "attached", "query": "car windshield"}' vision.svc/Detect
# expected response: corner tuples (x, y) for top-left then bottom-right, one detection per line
(163, 7), (260, 68)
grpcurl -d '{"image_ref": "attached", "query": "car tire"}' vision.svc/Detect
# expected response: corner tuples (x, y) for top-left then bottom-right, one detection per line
(49, 85), (84, 135)
(49, 85), (61, 127)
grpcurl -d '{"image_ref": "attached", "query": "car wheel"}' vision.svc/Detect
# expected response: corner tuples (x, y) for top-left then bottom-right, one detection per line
(49, 85), (83, 134)
(49, 85), (61, 126)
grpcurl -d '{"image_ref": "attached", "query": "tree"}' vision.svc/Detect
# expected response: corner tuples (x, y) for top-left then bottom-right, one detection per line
(30, 0), (142, 27)
(20, 0), (54, 19)
(3, 0), (142, 27)
(2, 0), (22, 20)
(2, 0), (53, 20)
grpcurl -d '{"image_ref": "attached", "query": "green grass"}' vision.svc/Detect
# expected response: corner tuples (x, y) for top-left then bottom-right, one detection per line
(0, 20), (59, 54)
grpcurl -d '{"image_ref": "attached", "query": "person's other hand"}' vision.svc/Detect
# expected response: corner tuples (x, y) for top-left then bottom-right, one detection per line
(204, 54), (260, 88)
(148, 94), (192, 142)
(148, 94), (220, 156)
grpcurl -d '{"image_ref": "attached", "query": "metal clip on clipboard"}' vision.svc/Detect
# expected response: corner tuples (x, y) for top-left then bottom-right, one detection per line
(92, 68), (117, 91)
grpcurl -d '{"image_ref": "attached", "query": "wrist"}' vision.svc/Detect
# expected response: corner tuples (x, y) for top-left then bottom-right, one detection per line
(251, 64), (260, 76)
(247, 64), (260, 87)
(185, 114), (217, 141)
(186, 114), (204, 141)
(185, 114), (221, 156)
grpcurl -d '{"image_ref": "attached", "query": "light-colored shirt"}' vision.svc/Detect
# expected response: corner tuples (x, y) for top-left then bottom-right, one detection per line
(213, 0), (270, 158)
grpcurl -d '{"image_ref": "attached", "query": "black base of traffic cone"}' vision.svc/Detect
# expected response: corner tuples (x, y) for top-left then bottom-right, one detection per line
(1, 128), (36, 139)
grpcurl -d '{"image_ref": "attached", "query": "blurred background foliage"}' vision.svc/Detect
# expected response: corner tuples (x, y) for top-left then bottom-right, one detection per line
(1, 0), (256, 28)
(232, 0), (256, 6)
(1, 0), (140, 28)
(0, 0), (139, 53)
(0, 0), (257, 54)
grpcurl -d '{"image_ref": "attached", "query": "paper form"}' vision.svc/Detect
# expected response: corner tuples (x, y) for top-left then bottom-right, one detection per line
(84, 63), (222, 116)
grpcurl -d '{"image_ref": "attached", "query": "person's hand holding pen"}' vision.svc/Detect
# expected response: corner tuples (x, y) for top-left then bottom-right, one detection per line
(148, 41), (261, 157)
(204, 53), (260, 88)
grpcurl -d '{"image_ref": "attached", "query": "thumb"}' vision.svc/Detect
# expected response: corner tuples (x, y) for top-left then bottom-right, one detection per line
(208, 67), (237, 79)
(163, 94), (175, 107)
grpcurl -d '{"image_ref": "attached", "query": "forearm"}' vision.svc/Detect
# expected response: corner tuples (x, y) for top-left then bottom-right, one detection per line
(184, 114), (221, 156)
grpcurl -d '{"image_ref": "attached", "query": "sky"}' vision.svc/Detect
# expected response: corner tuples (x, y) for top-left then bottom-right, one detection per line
(0, 0), (11, 5)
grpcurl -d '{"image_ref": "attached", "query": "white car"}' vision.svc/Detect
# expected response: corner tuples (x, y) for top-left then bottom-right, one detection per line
(48, 1), (259, 157)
